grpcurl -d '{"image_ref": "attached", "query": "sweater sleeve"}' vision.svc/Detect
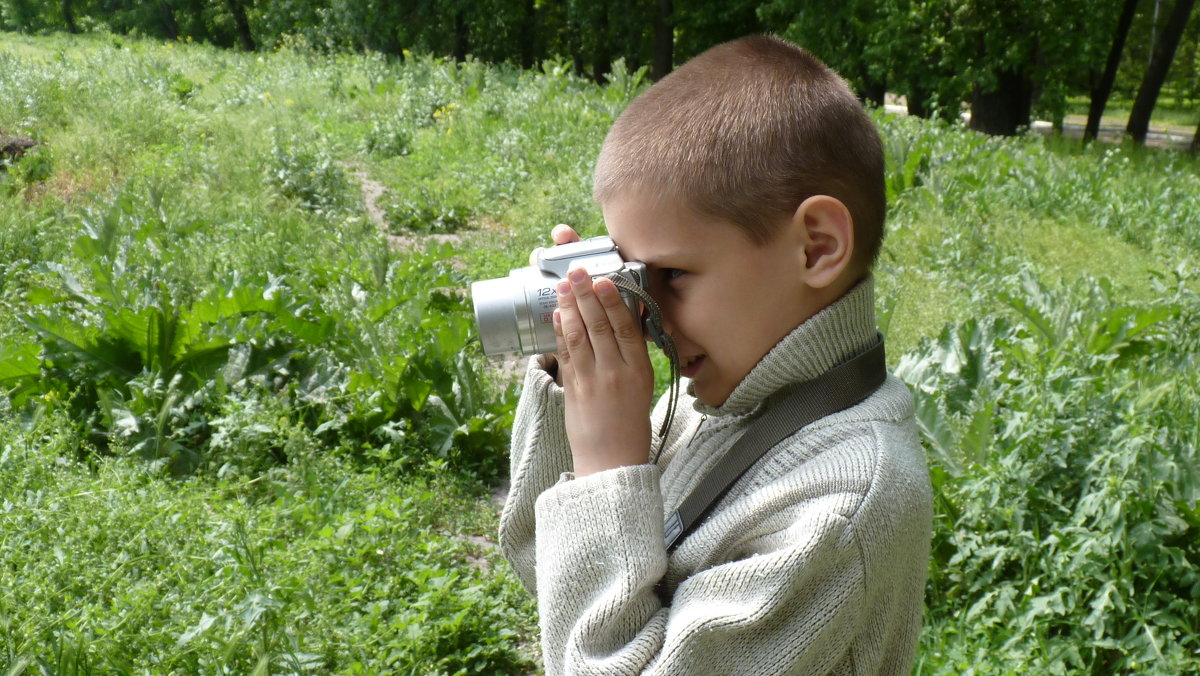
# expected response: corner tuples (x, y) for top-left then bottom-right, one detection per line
(499, 360), (688, 596)
(498, 357), (572, 595)
(534, 466), (867, 676)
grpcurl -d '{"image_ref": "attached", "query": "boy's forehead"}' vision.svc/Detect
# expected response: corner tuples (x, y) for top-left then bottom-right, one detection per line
(604, 194), (717, 262)
(613, 238), (690, 265)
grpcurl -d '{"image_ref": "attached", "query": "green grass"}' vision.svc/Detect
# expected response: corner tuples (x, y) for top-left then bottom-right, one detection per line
(2, 30), (1199, 674)
(0, 413), (537, 674)
(875, 116), (1199, 356)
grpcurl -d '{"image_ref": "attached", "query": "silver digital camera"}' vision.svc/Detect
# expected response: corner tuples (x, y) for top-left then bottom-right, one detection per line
(471, 236), (650, 357)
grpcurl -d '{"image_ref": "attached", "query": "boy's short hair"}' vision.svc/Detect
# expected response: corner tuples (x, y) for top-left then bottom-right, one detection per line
(594, 35), (886, 269)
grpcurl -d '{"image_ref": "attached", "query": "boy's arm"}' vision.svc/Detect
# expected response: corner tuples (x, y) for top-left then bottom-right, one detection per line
(497, 356), (572, 594)
(500, 233), (657, 593)
(499, 355), (685, 598)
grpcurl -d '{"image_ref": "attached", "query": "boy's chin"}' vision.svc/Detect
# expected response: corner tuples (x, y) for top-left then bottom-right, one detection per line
(690, 380), (732, 408)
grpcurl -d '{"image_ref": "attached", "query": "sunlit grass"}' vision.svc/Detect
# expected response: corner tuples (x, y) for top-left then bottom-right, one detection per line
(0, 415), (536, 674)
(2, 30), (1198, 675)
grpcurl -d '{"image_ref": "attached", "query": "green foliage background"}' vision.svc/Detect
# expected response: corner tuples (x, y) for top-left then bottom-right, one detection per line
(2, 0), (1199, 124)
(1, 31), (1198, 674)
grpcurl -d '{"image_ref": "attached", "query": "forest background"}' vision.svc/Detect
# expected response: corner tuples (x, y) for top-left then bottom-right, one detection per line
(3, 0), (1200, 142)
(1, 0), (1199, 674)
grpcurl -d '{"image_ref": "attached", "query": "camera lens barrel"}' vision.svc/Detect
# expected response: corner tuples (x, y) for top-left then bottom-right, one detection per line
(471, 237), (649, 358)
(471, 268), (559, 357)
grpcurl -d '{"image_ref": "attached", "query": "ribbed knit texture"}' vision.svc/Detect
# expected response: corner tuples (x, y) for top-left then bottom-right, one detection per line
(499, 278), (933, 675)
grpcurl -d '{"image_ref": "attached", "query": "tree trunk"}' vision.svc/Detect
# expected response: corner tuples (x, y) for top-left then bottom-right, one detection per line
(969, 69), (1033, 136)
(906, 84), (929, 118)
(859, 73), (886, 108)
(519, 0), (536, 69)
(1086, 0), (1140, 144)
(652, 0), (673, 81)
(1191, 119), (1200, 153)
(62, 0), (78, 33)
(453, 10), (469, 62)
(225, 0), (255, 51)
(592, 5), (611, 84)
(1127, 0), (1196, 145)
(158, 1), (179, 40)
(568, 21), (585, 77)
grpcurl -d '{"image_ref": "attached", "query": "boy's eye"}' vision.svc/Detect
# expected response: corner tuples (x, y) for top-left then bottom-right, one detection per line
(662, 268), (686, 282)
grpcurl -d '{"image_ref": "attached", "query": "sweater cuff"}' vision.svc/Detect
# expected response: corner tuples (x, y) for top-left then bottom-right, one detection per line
(535, 464), (666, 567)
(526, 354), (561, 389)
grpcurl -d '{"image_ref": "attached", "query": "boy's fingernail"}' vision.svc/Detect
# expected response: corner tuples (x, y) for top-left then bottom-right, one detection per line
(596, 280), (616, 297)
(568, 268), (587, 283)
(557, 280), (571, 296)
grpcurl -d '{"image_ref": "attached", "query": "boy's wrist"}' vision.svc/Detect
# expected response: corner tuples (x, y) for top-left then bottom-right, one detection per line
(537, 353), (561, 384)
(572, 458), (648, 478)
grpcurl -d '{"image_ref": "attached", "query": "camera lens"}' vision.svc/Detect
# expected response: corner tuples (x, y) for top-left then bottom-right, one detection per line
(471, 271), (558, 357)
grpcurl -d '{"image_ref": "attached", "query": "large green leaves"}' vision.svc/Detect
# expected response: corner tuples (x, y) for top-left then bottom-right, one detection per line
(9, 191), (507, 478)
(899, 272), (1199, 672)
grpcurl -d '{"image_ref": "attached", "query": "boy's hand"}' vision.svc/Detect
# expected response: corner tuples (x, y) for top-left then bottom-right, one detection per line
(549, 228), (654, 477)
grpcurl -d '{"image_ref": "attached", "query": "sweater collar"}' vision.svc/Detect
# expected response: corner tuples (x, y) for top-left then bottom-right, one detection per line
(690, 276), (878, 418)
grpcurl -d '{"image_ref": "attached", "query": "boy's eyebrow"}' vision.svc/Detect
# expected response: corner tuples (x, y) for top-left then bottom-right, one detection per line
(624, 247), (689, 266)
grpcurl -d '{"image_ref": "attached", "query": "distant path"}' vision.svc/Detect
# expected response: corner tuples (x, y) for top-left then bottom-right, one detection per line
(352, 167), (388, 229)
(882, 104), (1194, 150)
(347, 165), (461, 250)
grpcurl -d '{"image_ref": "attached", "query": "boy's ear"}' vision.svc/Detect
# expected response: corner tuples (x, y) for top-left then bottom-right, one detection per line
(788, 195), (854, 289)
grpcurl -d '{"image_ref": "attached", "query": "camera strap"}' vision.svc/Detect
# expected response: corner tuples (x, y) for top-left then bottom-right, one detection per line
(663, 333), (887, 553)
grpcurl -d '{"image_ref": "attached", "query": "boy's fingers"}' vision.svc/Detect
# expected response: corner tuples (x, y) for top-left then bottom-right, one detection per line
(593, 278), (646, 363)
(554, 278), (596, 374)
(533, 225), (581, 265)
(552, 224), (581, 245)
(552, 310), (574, 381)
(566, 270), (624, 365)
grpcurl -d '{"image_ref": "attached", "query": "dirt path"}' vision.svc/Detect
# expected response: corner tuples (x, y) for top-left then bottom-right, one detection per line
(353, 168), (388, 229)
(349, 167), (463, 250)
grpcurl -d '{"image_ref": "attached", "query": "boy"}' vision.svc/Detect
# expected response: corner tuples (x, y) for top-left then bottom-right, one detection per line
(498, 36), (932, 675)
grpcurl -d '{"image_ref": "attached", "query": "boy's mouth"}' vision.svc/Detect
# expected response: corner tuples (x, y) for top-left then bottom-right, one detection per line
(680, 354), (705, 378)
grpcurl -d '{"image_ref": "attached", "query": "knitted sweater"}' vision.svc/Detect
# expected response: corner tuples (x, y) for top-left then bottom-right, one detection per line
(498, 278), (932, 675)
